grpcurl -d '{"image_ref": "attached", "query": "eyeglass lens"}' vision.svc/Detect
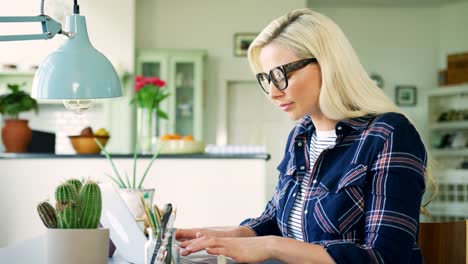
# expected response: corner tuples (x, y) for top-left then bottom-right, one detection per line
(258, 69), (287, 93)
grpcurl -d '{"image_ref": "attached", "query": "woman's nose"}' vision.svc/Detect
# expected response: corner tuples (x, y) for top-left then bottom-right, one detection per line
(269, 83), (283, 99)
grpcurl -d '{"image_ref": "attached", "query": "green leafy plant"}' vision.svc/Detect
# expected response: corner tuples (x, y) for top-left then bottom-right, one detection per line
(37, 179), (102, 229)
(94, 138), (160, 189)
(0, 83), (38, 119)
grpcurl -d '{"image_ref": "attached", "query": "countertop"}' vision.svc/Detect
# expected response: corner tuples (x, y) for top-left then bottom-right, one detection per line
(0, 152), (270, 160)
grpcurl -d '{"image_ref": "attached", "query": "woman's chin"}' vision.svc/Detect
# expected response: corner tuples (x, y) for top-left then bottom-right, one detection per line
(287, 112), (303, 121)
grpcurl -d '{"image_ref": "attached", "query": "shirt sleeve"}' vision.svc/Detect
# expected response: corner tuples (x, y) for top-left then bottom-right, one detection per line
(239, 184), (282, 236)
(239, 127), (297, 237)
(323, 122), (427, 263)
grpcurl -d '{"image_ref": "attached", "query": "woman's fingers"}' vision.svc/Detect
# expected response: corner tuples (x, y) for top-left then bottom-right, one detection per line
(185, 237), (225, 253)
(175, 228), (200, 241)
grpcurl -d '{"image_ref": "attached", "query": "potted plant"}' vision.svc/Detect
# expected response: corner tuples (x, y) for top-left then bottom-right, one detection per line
(95, 138), (160, 219)
(0, 83), (38, 152)
(37, 179), (109, 264)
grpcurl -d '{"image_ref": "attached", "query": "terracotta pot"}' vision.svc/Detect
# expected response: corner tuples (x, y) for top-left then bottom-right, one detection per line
(1, 119), (32, 153)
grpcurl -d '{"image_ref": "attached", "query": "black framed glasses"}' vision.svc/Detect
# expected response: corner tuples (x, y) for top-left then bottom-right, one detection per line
(256, 58), (317, 94)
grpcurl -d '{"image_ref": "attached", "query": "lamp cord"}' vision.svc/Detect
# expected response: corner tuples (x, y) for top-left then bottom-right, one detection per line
(40, 0), (79, 15)
(73, 0), (80, 14)
(40, 0), (45, 15)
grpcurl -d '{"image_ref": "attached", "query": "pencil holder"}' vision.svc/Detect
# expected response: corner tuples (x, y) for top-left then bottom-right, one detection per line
(145, 227), (180, 264)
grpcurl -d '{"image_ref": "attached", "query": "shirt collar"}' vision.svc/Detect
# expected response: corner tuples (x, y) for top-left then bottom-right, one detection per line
(294, 114), (376, 138)
(338, 115), (376, 131)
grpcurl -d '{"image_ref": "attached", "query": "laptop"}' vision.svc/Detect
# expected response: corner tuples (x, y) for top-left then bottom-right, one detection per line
(100, 183), (147, 263)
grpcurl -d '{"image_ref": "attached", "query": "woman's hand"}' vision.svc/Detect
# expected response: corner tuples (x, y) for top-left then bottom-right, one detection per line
(175, 228), (229, 242)
(176, 226), (255, 242)
(179, 235), (276, 263)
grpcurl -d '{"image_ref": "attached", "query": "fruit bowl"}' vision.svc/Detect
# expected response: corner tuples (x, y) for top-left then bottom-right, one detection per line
(69, 135), (110, 154)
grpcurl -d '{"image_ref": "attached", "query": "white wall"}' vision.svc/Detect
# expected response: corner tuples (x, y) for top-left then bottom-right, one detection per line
(0, 0), (135, 153)
(439, 2), (468, 68)
(136, 0), (307, 144)
(307, 6), (440, 143)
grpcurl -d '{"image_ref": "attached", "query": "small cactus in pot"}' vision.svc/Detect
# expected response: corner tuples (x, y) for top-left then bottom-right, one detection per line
(37, 178), (102, 229)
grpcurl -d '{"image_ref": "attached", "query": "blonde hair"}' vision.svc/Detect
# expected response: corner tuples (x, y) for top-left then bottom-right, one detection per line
(248, 8), (436, 215)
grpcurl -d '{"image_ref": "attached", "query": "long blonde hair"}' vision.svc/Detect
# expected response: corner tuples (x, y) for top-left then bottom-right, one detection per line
(247, 8), (436, 215)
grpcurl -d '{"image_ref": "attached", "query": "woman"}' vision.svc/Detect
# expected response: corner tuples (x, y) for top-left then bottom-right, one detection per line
(176, 8), (434, 263)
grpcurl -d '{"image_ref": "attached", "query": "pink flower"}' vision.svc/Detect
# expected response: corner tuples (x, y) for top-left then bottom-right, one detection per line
(154, 78), (166, 87)
(135, 75), (144, 82)
(134, 80), (145, 92)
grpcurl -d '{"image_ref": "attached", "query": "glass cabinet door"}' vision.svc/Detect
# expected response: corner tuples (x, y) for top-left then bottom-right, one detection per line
(141, 62), (161, 77)
(173, 62), (195, 137)
(169, 54), (203, 141)
(136, 49), (205, 143)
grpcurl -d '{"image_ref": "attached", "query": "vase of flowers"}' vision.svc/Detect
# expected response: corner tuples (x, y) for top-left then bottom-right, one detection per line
(131, 76), (169, 154)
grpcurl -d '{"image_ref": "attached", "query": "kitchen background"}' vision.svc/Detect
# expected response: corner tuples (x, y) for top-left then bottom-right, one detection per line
(1, 0), (468, 218)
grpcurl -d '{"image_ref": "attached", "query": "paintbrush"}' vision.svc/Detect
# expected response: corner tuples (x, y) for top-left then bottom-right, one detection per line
(139, 192), (156, 237)
(150, 203), (173, 264)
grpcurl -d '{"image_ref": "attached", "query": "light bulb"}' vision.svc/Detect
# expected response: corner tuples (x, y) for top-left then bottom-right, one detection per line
(63, 99), (95, 114)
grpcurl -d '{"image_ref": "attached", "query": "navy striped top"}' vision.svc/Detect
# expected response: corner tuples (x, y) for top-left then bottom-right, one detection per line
(287, 129), (337, 240)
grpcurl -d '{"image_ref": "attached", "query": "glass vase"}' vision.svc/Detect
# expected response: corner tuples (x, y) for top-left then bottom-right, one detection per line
(137, 108), (158, 154)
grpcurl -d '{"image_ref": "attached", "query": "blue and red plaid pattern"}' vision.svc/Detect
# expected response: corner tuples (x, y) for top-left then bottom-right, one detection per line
(240, 113), (426, 263)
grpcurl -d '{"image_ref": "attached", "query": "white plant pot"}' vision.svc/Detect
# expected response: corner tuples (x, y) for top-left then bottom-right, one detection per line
(46, 228), (109, 264)
(118, 188), (155, 219)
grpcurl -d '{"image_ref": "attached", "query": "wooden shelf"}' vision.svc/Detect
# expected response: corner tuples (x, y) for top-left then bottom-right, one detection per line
(433, 169), (468, 181)
(428, 85), (468, 97)
(430, 121), (468, 130)
(0, 71), (35, 77)
(428, 203), (468, 216)
(432, 149), (468, 157)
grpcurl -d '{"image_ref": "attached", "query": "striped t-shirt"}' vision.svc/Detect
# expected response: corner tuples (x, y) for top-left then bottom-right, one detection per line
(287, 129), (337, 241)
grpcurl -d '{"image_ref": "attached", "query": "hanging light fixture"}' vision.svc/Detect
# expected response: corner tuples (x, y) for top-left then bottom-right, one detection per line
(0, 0), (122, 113)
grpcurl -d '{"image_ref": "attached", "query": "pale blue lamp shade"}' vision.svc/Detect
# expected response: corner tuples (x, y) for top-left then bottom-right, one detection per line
(31, 15), (122, 99)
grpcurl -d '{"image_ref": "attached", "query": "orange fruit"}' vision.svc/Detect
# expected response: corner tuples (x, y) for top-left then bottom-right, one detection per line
(183, 135), (194, 141)
(172, 134), (182, 140)
(160, 134), (172, 141)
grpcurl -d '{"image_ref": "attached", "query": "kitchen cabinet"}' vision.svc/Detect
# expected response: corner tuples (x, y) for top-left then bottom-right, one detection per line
(426, 84), (468, 221)
(135, 49), (206, 141)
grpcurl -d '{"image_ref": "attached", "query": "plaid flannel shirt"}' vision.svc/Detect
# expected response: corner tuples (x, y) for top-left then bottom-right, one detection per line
(240, 112), (426, 263)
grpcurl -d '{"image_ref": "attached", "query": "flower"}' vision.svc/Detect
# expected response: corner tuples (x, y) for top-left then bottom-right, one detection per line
(130, 75), (169, 120)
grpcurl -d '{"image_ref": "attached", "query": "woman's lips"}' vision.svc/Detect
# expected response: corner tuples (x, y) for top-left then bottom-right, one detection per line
(280, 102), (293, 111)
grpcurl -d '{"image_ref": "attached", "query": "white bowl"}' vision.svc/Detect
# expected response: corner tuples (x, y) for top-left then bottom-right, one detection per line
(159, 140), (204, 154)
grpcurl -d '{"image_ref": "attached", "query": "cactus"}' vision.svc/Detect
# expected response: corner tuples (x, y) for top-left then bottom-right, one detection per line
(66, 178), (83, 194)
(79, 181), (102, 229)
(37, 201), (58, 228)
(55, 183), (80, 229)
(37, 179), (103, 229)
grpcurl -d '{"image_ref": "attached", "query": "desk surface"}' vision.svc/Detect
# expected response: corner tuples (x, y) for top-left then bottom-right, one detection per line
(0, 234), (284, 264)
